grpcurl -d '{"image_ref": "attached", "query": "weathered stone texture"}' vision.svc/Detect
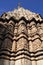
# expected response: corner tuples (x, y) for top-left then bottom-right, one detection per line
(0, 7), (43, 65)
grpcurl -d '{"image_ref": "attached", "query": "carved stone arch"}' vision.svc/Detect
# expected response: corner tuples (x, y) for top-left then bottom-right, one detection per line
(18, 20), (27, 35)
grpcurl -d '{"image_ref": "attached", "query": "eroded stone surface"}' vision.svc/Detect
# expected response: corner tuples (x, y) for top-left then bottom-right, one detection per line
(0, 7), (43, 65)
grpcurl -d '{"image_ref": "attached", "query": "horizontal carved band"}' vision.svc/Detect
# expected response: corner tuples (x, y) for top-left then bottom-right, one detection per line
(0, 49), (43, 61)
(0, 17), (43, 23)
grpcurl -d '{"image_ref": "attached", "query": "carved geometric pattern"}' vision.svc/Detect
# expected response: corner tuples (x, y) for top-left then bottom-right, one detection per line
(0, 7), (43, 61)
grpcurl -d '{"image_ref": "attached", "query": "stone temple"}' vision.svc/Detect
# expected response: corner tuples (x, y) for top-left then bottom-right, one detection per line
(0, 7), (43, 65)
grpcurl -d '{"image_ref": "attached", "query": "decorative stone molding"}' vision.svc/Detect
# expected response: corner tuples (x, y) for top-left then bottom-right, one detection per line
(0, 7), (43, 65)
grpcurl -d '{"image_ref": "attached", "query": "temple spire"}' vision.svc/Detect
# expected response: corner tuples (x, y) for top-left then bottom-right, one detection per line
(18, 2), (21, 8)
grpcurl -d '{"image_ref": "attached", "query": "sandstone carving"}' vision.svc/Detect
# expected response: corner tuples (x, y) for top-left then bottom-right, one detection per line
(0, 7), (43, 65)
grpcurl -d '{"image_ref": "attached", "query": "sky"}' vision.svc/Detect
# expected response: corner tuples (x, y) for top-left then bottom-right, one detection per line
(0, 0), (43, 17)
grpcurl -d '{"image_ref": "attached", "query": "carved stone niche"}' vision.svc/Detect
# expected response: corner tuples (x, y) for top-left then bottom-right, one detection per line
(1, 38), (12, 50)
(37, 23), (43, 35)
(32, 39), (41, 51)
(6, 22), (14, 35)
(29, 39), (42, 52)
(18, 20), (27, 35)
(0, 23), (6, 34)
(0, 23), (6, 49)
(17, 38), (29, 51)
(27, 22), (37, 36)
(31, 25), (37, 34)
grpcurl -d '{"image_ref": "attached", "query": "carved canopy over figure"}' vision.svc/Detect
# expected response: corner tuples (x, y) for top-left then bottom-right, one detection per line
(0, 7), (43, 65)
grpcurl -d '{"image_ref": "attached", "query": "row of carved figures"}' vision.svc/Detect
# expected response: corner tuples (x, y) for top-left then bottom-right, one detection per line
(0, 20), (43, 52)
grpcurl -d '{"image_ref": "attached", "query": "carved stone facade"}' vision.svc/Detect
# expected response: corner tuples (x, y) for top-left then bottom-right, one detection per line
(0, 7), (43, 65)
